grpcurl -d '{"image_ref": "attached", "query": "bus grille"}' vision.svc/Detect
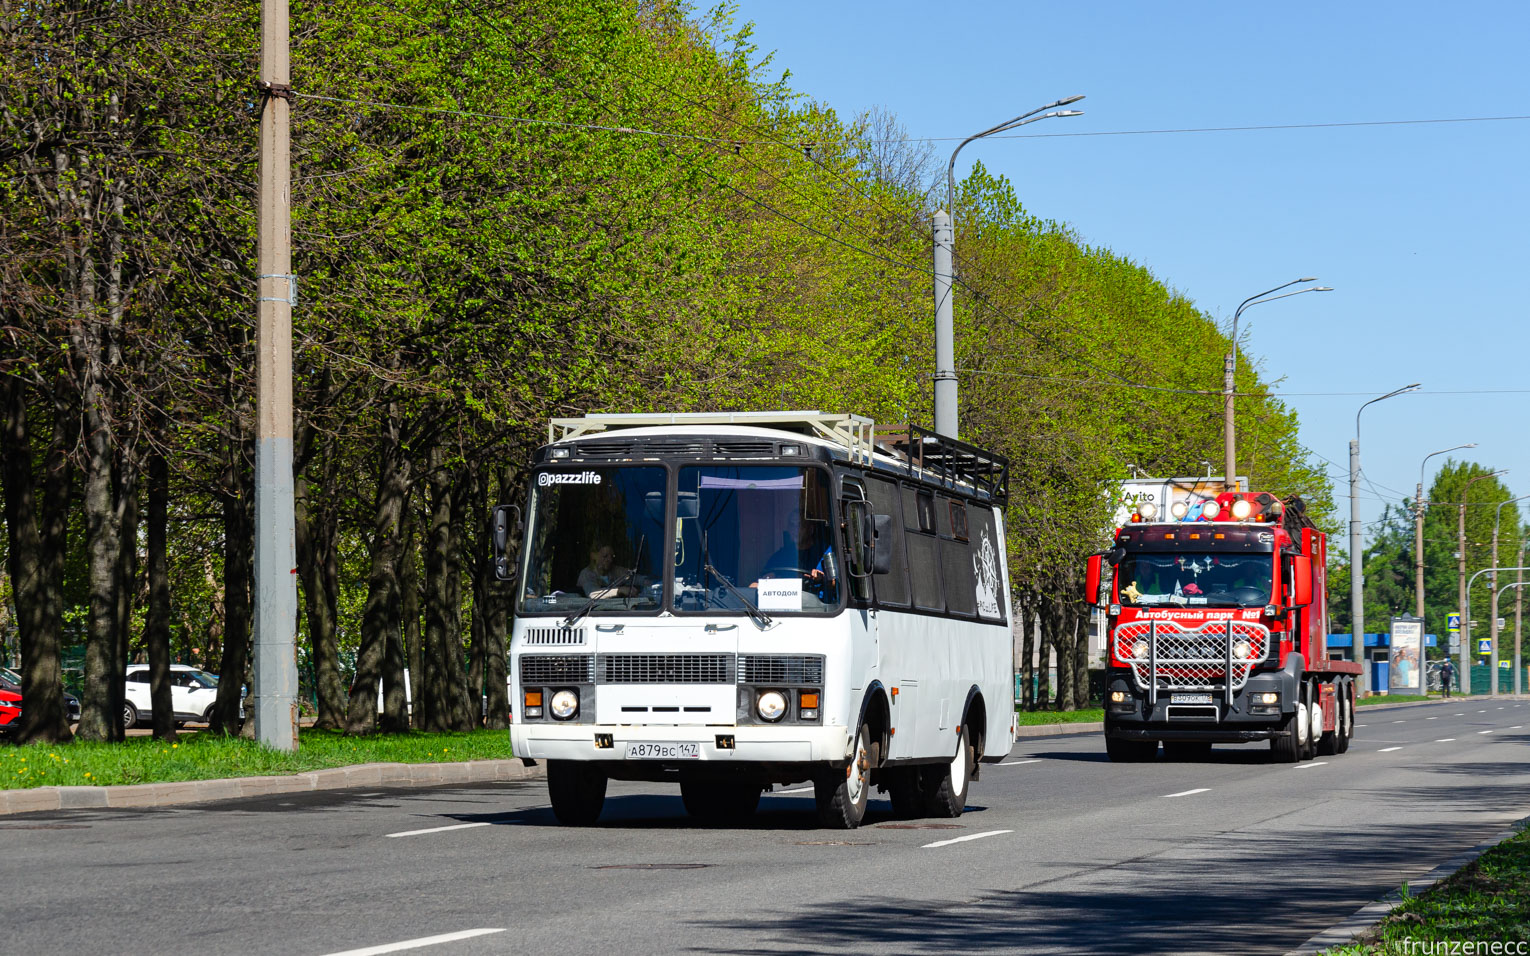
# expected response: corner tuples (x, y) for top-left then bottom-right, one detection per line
(520, 654), (596, 684)
(521, 627), (586, 646)
(598, 653), (734, 684)
(738, 654), (825, 685)
(1114, 620), (1269, 691)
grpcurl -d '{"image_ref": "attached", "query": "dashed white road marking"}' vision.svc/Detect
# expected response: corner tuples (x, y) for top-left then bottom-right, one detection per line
(997, 759), (1040, 767)
(1378, 747), (1403, 752)
(1296, 761), (1328, 769)
(1513, 726), (1524, 730)
(1355, 724), (1368, 728)
(1437, 738), (1456, 742)
(1456, 713), (1466, 716)
(1163, 788), (1211, 798)
(775, 786), (815, 794)
(1393, 720), (1407, 723)
(1426, 716), (1438, 720)
(1479, 730), (1494, 735)
(922, 829), (1013, 849)
(385, 822), (492, 838)
(1478, 710), (1488, 713)
(321, 928), (507, 956)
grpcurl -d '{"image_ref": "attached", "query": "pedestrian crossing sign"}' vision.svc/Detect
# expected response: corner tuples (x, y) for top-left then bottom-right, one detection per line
(1447, 612), (1461, 633)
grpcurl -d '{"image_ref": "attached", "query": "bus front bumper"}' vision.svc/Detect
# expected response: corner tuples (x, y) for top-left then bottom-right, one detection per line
(512, 723), (854, 768)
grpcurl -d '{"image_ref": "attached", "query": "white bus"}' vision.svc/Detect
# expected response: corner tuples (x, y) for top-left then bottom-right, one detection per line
(493, 411), (1015, 828)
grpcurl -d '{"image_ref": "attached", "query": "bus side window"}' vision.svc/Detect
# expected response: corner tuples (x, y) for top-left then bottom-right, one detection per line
(866, 476), (910, 608)
(903, 484), (944, 612)
(938, 496), (976, 617)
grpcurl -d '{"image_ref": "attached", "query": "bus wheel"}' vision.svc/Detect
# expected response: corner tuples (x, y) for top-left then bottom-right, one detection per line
(681, 779), (761, 824)
(883, 767), (925, 819)
(815, 722), (870, 829)
(547, 760), (607, 826)
(920, 724), (973, 818)
(1105, 736), (1158, 762)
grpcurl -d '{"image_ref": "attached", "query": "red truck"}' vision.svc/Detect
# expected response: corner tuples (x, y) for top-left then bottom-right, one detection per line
(1086, 490), (1362, 762)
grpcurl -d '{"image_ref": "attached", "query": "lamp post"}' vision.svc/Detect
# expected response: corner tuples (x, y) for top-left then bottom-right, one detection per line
(1464, 560), (1530, 698)
(932, 96), (1084, 439)
(1490, 495), (1530, 694)
(1222, 280), (1331, 492)
(1351, 384), (1421, 695)
(1459, 469), (1509, 694)
(1416, 443), (1476, 618)
(1518, 535), (1528, 696)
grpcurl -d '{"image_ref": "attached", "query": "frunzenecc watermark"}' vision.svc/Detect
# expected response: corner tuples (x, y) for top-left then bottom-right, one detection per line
(1400, 941), (1529, 955)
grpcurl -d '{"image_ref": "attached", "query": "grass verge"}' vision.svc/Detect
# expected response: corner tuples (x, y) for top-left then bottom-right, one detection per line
(1357, 694), (1436, 706)
(1015, 707), (1104, 725)
(1320, 825), (1530, 954)
(0, 728), (513, 790)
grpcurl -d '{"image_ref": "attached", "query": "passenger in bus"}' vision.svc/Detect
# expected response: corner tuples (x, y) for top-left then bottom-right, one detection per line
(577, 541), (642, 598)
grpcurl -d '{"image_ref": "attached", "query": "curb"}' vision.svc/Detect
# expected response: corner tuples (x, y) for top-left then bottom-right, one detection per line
(0, 759), (546, 816)
(1015, 721), (1102, 738)
(1284, 814), (1530, 955)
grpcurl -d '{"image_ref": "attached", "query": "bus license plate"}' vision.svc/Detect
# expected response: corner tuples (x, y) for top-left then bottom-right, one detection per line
(626, 742), (701, 760)
(1171, 693), (1213, 705)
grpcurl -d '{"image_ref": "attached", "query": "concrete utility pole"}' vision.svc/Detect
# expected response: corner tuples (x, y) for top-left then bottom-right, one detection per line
(1222, 280), (1329, 492)
(1416, 444), (1475, 619)
(932, 96), (1084, 439)
(1458, 470), (1508, 697)
(1490, 495), (1529, 694)
(1351, 384), (1419, 695)
(1518, 536), (1527, 695)
(254, 0), (299, 751)
(1464, 562), (1530, 700)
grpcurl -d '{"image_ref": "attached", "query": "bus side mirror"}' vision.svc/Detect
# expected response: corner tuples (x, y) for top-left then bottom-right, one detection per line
(491, 504), (520, 581)
(870, 514), (893, 575)
(1291, 554), (1312, 607)
(1085, 554), (1103, 605)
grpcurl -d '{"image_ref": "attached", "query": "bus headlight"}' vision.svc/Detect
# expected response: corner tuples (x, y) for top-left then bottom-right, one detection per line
(1232, 640), (1253, 660)
(549, 689), (579, 720)
(757, 691), (787, 722)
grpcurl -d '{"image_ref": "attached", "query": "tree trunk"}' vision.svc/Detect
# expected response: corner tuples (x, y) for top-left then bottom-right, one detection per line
(345, 414), (410, 734)
(295, 443), (345, 729)
(380, 505), (410, 733)
(401, 496), (423, 727)
(0, 376), (72, 744)
(445, 468), (474, 730)
(111, 452), (139, 741)
(1073, 609), (1091, 709)
(1049, 596), (1076, 711)
(145, 447), (177, 740)
(210, 436), (253, 734)
(1017, 598), (1035, 711)
(421, 456), (455, 732)
(77, 353), (122, 741)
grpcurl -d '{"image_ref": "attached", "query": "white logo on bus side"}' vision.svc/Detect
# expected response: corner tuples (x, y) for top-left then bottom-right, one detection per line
(973, 527), (1001, 618)
(537, 471), (602, 487)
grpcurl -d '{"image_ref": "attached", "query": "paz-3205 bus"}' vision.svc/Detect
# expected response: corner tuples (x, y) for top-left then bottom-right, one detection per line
(492, 412), (1015, 828)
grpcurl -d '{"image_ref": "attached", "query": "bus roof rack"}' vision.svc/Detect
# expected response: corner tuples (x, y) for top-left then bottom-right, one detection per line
(872, 424), (1009, 504)
(549, 411), (876, 463)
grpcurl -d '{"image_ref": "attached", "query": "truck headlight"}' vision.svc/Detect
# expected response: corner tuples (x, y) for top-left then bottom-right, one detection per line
(1232, 640), (1252, 660)
(757, 691), (787, 722)
(1131, 640), (1149, 661)
(549, 689), (579, 720)
(1253, 692), (1279, 705)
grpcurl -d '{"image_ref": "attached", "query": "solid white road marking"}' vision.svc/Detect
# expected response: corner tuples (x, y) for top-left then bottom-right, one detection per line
(321, 929), (507, 956)
(1437, 738), (1456, 742)
(997, 759), (1040, 766)
(1163, 788), (1211, 798)
(385, 822), (492, 838)
(922, 829), (1013, 849)
(1378, 747), (1403, 752)
(1296, 761), (1328, 769)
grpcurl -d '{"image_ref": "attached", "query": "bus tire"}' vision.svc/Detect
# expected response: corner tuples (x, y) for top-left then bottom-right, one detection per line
(681, 779), (761, 824)
(1105, 736), (1158, 762)
(920, 724), (972, 818)
(883, 767), (925, 819)
(814, 722), (871, 829)
(547, 760), (607, 827)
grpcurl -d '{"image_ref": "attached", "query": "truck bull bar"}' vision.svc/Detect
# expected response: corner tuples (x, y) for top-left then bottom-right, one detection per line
(1114, 619), (1271, 704)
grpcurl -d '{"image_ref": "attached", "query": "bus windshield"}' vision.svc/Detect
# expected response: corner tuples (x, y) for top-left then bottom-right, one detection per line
(1117, 552), (1272, 607)
(519, 466), (667, 614)
(674, 465), (839, 614)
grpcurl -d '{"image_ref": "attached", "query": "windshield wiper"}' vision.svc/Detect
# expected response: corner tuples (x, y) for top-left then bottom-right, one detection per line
(700, 530), (772, 629)
(560, 566), (639, 629)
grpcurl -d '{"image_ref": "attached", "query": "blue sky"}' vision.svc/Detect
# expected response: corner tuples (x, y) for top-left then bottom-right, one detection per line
(731, 1), (1530, 544)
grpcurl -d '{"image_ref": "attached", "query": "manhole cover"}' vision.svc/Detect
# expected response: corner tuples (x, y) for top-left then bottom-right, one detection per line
(793, 840), (875, 846)
(0, 824), (90, 830)
(876, 823), (965, 830)
(590, 863), (712, 870)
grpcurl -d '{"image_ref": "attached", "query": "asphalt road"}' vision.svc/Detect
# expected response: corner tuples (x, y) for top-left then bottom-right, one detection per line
(4, 699), (1528, 956)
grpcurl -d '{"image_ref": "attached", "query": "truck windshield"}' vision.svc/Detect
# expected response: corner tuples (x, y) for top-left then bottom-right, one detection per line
(674, 465), (839, 614)
(1117, 552), (1272, 607)
(519, 466), (667, 615)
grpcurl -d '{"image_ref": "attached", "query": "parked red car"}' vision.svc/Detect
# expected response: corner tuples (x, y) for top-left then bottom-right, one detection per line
(0, 684), (20, 735)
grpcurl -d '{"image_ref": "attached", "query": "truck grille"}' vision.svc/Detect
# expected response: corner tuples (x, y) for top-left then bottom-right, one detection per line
(520, 654), (596, 684)
(597, 653), (734, 684)
(1114, 619), (1270, 692)
(738, 654), (825, 685)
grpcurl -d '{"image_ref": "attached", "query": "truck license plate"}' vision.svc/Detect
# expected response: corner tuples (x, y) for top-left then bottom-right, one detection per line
(625, 742), (701, 760)
(1171, 693), (1213, 704)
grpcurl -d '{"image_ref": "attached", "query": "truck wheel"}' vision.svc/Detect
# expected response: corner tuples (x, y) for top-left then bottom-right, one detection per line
(1317, 683), (1339, 756)
(920, 724), (973, 818)
(1303, 688), (1322, 760)
(883, 767), (926, 819)
(1106, 736), (1158, 762)
(1270, 710), (1303, 763)
(547, 760), (607, 826)
(1334, 681), (1353, 754)
(681, 779), (761, 824)
(815, 722), (871, 829)
(1162, 741), (1211, 761)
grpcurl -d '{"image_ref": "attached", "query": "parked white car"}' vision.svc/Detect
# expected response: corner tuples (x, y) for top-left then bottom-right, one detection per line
(123, 664), (222, 729)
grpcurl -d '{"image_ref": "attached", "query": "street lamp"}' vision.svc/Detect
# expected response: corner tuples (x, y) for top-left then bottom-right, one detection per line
(1223, 280), (1331, 492)
(1490, 494), (1530, 694)
(932, 95), (1085, 439)
(1350, 383), (1421, 695)
(1459, 469), (1508, 693)
(1416, 443), (1476, 618)
(1463, 558), (1530, 698)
